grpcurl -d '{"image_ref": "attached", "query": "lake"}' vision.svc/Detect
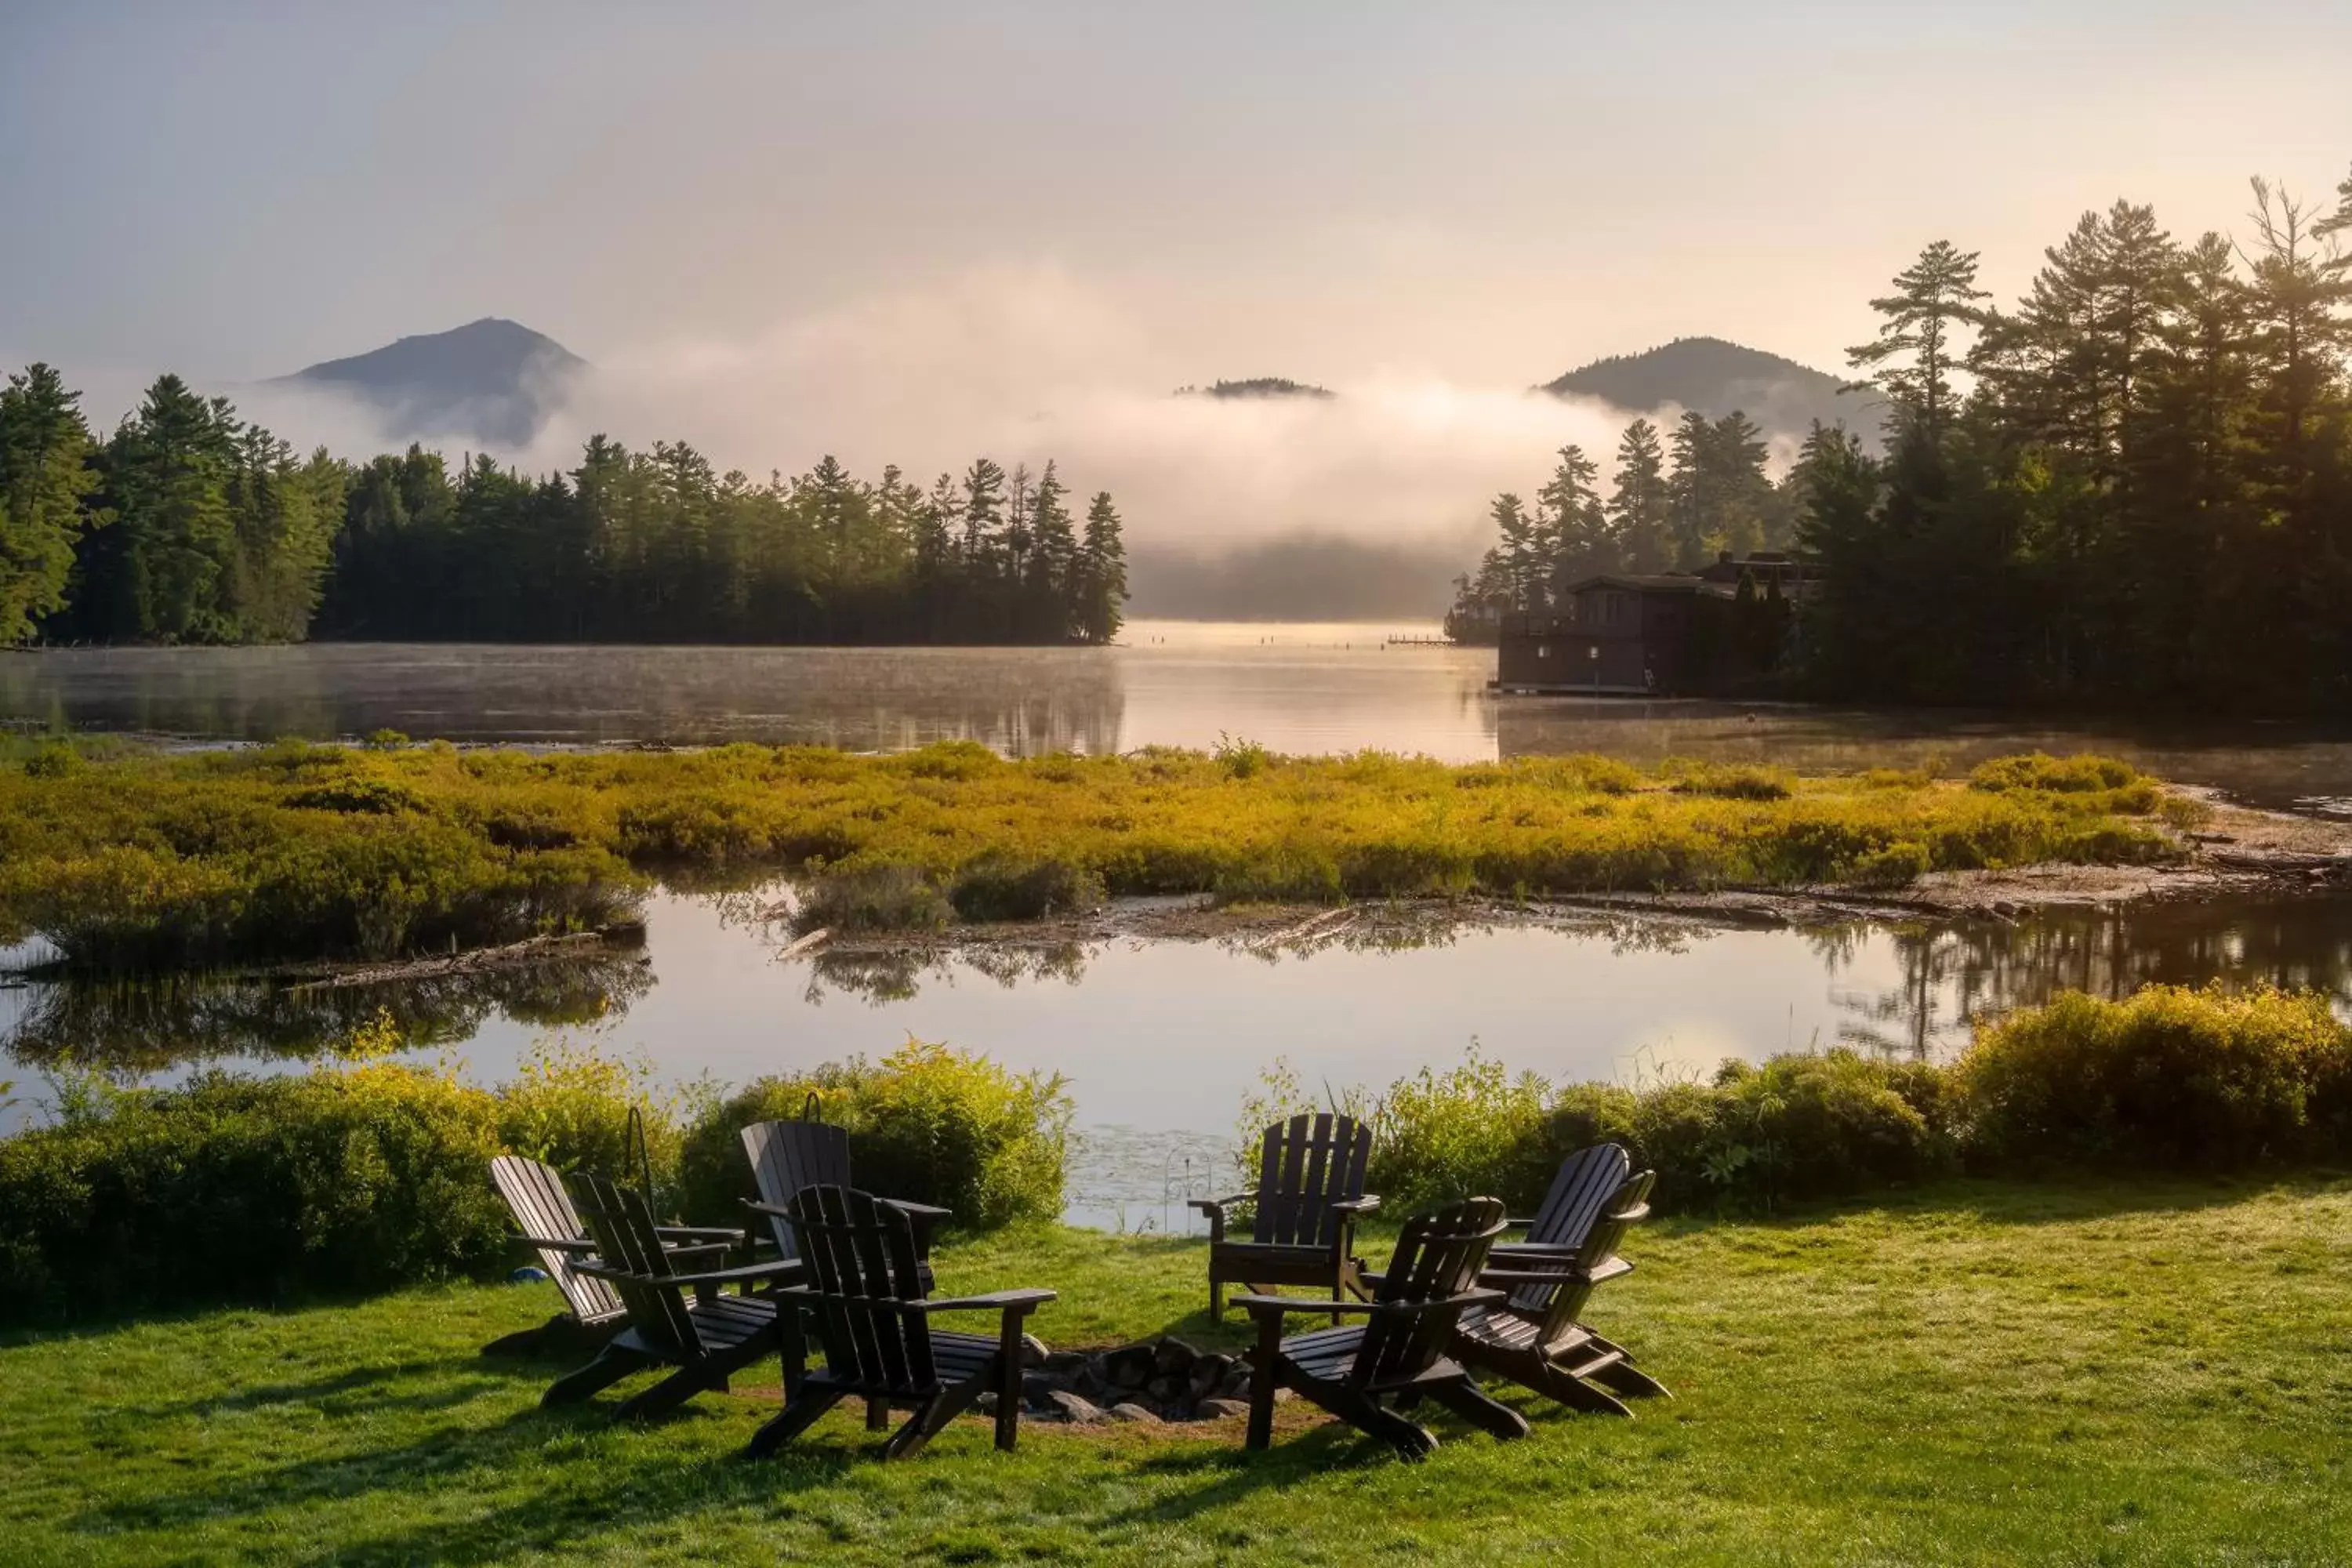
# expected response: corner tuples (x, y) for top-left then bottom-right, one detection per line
(6, 624), (2351, 1225)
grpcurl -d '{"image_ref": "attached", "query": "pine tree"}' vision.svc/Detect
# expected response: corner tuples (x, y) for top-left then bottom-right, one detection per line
(1607, 419), (1672, 572)
(0, 364), (102, 642)
(1849, 240), (1991, 437)
(1076, 491), (1128, 644)
(1534, 445), (1612, 597)
(1025, 460), (1077, 637)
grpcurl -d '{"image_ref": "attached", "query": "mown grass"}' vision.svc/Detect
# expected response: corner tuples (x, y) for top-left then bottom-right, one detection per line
(0, 1178), (2345, 1566)
(0, 740), (2185, 969)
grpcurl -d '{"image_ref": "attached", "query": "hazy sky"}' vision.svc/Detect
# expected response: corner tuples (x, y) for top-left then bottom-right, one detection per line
(2, 3), (2347, 556)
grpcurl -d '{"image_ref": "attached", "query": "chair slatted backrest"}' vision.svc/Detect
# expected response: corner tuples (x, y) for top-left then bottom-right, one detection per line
(742, 1120), (855, 1263)
(1250, 1112), (1372, 1247)
(1349, 1196), (1507, 1387)
(1508, 1144), (1632, 1314)
(1530, 1170), (1656, 1347)
(782, 1185), (936, 1395)
(490, 1155), (626, 1325)
(565, 1171), (705, 1360)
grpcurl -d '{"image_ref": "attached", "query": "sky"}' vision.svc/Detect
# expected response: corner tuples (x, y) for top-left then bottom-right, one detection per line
(3, 2), (2348, 555)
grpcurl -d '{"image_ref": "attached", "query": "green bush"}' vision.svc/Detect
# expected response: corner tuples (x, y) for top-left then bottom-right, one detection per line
(948, 852), (1106, 923)
(1367, 1050), (1560, 1212)
(1959, 984), (2350, 1168)
(677, 1040), (1072, 1231)
(0, 1064), (510, 1324)
(792, 864), (953, 935)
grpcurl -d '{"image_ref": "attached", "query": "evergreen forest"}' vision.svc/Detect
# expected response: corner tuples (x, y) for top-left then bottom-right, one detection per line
(0, 373), (1130, 647)
(1451, 163), (2352, 715)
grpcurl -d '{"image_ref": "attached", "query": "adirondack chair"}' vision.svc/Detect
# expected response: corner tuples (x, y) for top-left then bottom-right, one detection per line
(739, 1118), (947, 1287)
(1450, 1169), (1671, 1417)
(745, 1185), (1055, 1461)
(1489, 1142), (1631, 1262)
(539, 1171), (806, 1418)
(482, 1154), (748, 1357)
(1192, 1112), (1377, 1317)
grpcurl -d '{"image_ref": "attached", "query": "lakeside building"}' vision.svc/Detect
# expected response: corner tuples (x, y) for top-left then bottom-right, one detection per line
(1493, 552), (1820, 696)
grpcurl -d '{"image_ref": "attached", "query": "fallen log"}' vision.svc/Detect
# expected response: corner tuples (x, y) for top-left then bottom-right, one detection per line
(285, 927), (641, 993)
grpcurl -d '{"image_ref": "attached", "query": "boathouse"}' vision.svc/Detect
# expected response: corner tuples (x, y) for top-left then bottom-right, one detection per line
(1493, 554), (1820, 695)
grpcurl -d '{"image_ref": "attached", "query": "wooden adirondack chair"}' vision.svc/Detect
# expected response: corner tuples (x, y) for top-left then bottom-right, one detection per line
(482, 1154), (747, 1357)
(1192, 1112), (1377, 1317)
(1490, 1142), (1630, 1262)
(1235, 1196), (1528, 1461)
(539, 1171), (806, 1419)
(1451, 1169), (1671, 1417)
(739, 1118), (947, 1287)
(745, 1185), (1055, 1461)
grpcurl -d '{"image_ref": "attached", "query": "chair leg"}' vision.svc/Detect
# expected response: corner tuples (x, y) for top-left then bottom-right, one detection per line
(615, 1363), (719, 1421)
(746, 1387), (844, 1458)
(1581, 1334), (1672, 1400)
(1321, 1387), (1437, 1461)
(1535, 1359), (1633, 1417)
(995, 1348), (1022, 1453)
(1247, 1315), (1283, 1450)
(866, 1399), (891, 1432)
(539, 1342), (651, 1407)
(1425, 1377), (1532, 1443)
(884, 1379), (983, 1461)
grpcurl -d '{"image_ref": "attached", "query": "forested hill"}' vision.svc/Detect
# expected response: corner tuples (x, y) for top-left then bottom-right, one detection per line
(277, 318), (586, 447)
(1542, 336), (1882, 445)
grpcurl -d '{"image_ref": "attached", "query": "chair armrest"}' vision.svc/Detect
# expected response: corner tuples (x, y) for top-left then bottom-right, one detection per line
(655, 1224), (746, 1245)
(743, 1200), (796, 1221)
(660, 1241), (733, 1268)
(517, 1234), (597, 1254)
(1232, 1288), (1504, 1320)
(913, 1289), (1057, 1313)
(882, 1200), (953, 1221)
(1477, 1265), (1621, 1287)
(1327, 1196), (1381, 1215)
(1185, 1192), (1255, 1214)
(1487, 1241), (1583, 1260)
(1613, 1203), (1652, 1225)
(574, 1256), (808, 1290)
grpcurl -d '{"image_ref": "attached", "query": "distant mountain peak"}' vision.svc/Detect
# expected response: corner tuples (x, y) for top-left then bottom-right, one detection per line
(1541, 336), (1882, 446)
(278, 318), (586, 447)
(1175, 377), (1336, 401)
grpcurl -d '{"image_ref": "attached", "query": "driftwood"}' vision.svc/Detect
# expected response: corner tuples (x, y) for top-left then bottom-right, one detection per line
(775, 927), (833, 960)
(285, 928), (639, 993)
(1247, 907), (1356, 952)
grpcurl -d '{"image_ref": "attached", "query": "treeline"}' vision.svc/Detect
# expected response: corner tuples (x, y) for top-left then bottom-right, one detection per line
(1806, 170), (2350, 712)
(1447, 407), (1802, 629)
(0, 372), (1130, 646)
(1452, 160), (2352, 715)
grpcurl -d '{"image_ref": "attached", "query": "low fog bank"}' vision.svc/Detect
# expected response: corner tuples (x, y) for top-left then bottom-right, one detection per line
(26, 267), (1787, 620)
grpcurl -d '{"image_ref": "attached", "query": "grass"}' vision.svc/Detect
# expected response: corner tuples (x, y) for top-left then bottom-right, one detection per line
(2, 1178), (2347, 1565)
(0, 739), (2185, 967)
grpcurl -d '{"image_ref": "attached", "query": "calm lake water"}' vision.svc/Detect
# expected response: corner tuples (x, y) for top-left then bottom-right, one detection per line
(6, 623), (2351, 1225)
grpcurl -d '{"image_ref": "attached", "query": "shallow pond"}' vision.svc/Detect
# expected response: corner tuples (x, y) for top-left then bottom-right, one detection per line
(7, 622), (2352, 1225)
(9, 887), (2350, 1228)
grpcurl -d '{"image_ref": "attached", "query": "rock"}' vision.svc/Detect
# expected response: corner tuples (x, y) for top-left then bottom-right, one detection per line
(1106, 1402), (1163, 1424)
(1215, 1365), (1254, 1400)
(1020, 1334), (1051, 1369)
(1145, 1374), (1186, 1405)
(1186, 1352), (1234, 1399)
(1042, 1350), (1092, 1381)
(975, 1392), (1000, 1416)
(1273, 1387), (1295, 1405)
(1022, 1372), (1065, 1405)
(1196, 1398), (1252, 1420)
(1102, 1344), (1156, 1390)
(1152, 1337), (1202, 1377)
(1047, 1391), (1105, 1425)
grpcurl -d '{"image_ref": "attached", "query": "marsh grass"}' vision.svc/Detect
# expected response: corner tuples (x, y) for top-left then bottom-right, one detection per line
(0, 740), (2180, 967)
(2, 1178), (2346, 1566)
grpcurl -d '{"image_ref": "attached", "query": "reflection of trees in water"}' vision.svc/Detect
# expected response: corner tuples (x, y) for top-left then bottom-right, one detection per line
(801, 943), (1093, 1005)
(0, 646), (1128, 754)
(1812, 898), (2352, 1059)
(3, 953), (654, 1073)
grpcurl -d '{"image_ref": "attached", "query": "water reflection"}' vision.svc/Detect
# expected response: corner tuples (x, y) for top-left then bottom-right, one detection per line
(2, 949), (653, 1073)
(1812, 895), (2352, 1058)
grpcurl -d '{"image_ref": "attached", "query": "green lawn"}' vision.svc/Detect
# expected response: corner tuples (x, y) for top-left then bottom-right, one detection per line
(3, 1178), (2347, 1566)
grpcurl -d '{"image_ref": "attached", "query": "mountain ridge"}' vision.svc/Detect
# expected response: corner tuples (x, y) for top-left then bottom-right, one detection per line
(276, 317), (586, 447)
(1541, 335), (1882, 445)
